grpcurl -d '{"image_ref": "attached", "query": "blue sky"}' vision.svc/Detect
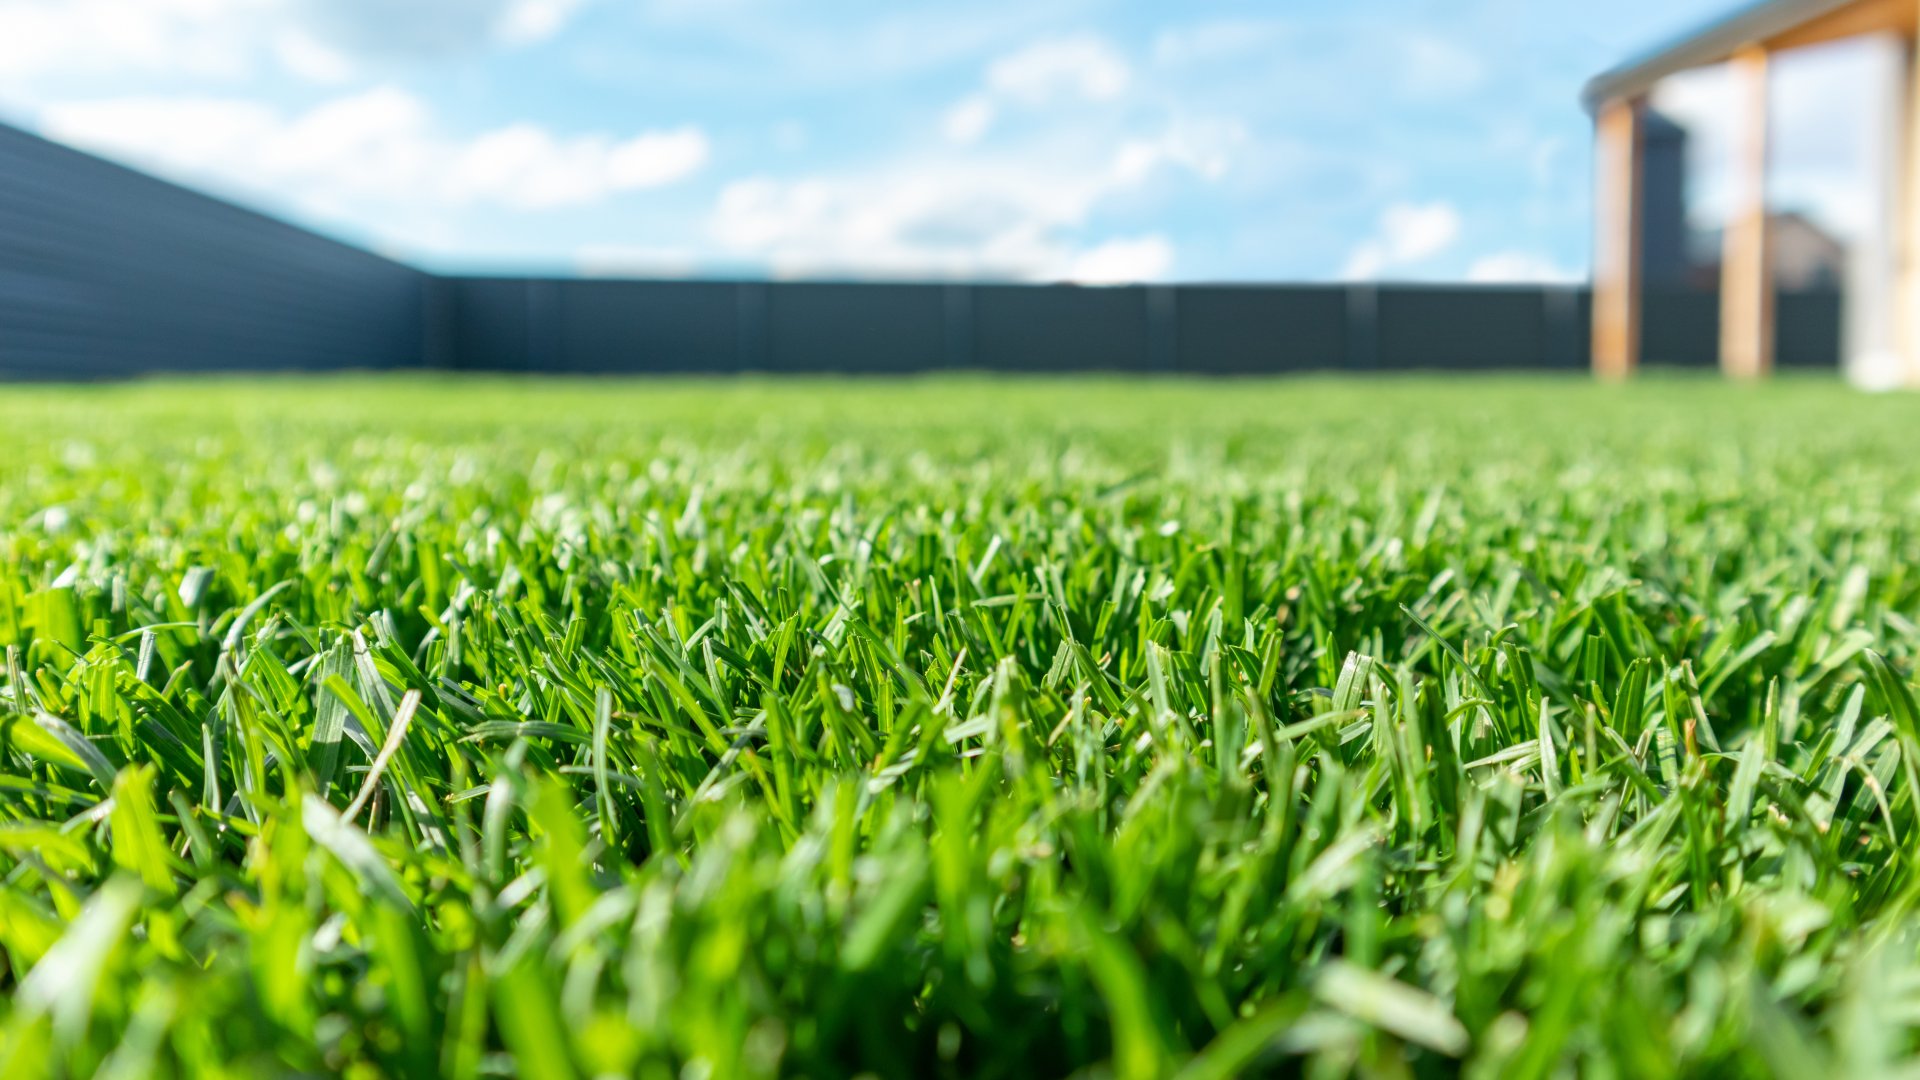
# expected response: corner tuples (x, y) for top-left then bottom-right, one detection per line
(0, 0), (1861, 283)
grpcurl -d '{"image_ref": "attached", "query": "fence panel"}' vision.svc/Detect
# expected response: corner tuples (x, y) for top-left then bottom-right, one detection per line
(556, 279), (739, 373)
(1174, 286), (1348, 373)
(971, 285), (1153, 371)
(1376, 286), (1565, 370)
(0, 124), (424, 379)
(764, 283), (947, 373)
(1641, 287), (1719, 368)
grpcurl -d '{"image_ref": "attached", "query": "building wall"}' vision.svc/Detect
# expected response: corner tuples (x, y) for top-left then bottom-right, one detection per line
(0, 123), (426, 379)
(1641, 112), (1692, 287)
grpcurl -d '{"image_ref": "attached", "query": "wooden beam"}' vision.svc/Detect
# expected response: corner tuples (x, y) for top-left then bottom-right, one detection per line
(1589, 0), (1919, 115)
(1721, 46), (1774, 379)
(1766, 0), (1918, 52)
(1592, 96), (1645, 379)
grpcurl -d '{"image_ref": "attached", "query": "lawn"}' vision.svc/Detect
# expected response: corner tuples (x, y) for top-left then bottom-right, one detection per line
(2, 374), (1919, 1077)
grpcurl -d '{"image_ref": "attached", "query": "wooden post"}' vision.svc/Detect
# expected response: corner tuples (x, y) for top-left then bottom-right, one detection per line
(1592, 96), (1645, 379)
(1720, 46), (1774, 379)
(1899, 27), (1920, 387)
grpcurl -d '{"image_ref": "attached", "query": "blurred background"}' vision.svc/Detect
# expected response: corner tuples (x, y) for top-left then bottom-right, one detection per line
(7, 0), (1866, 282)
(0, 0), (1900, 380)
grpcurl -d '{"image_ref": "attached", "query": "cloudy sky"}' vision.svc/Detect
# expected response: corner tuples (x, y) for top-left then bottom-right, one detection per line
(0, 0), (1879, 282)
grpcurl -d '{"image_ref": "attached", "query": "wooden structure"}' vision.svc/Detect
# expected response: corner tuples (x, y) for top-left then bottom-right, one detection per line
(1585, 0), (1920, 384)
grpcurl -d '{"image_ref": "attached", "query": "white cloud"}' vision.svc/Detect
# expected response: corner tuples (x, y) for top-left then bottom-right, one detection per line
(1150, 20), (1279, 67)
(711, 170), (1079, 279)
(1399, 35), (1484, 97)
(1066, 235), (1173, 283)
(1339, 247), (1385, 280)
(611, 2), (1090, 92)
(936, 35), (1134, 148)
(725, 28), (1230, 282)
(944, 95), (996, 145)
(1341, 201), (1462, 279)
(273, 28), (355, 83)
(1151, 18), (1481, 99)
(1465, 251), (1579, 283)
(447, 123), (709, 208)
(575, 245), (703, 277)
(495, 0), (588, 45)
(0, 0), (591, 87)
(710, 142), (1200, 282)
(39, 88), (707, 214)
(986, 36), (1130, 104)
(0, 0), (268, 82)
(1112, 116), (1245, 183)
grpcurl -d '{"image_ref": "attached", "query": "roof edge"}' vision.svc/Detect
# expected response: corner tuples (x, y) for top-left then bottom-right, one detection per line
(1582, 0), (1859, 111)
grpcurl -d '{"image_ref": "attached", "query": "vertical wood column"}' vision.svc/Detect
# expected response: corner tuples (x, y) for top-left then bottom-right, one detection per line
(1592, 96), (1645, 379)
(1899, 23), (1920, 387)
(1720, 46), (1774, 379)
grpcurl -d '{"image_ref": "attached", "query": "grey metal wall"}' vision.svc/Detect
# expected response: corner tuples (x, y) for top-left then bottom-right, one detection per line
(0, 122), (426, 379)
(438, 276), (1836, 375)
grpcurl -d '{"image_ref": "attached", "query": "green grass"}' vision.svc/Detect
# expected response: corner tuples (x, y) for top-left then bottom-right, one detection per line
(3, 374), (1920, 1077)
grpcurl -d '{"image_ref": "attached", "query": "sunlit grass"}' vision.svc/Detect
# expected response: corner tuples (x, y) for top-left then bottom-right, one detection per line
(2, 374), (1918, 1076)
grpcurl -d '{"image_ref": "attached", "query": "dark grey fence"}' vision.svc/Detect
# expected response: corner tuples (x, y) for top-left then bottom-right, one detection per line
(1638, 286), (1840, 369)
(0, 123), (426, 380)
(435, 276), (1839, 376)
(0, 118), (1843, 380)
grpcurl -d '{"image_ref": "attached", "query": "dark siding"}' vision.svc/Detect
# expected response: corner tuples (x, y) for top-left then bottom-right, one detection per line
(1547, 288), (1590, 369)
(1174, 286), (1347, 373)
(765, 282), (947, 373)
(429, 279), (1836, 376)
(972, 285), (1152, 371)
(447, 278), (534, 372)
(444, 278), (745, 372)
(1376, 287), (1568, 370)
(1776, 290), (1842, 368)
(1632, 287), (1840, 369)
(0, 123), (425, 379)
(1641, 287), (1719, 367)
(557, 279), (739, 373)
